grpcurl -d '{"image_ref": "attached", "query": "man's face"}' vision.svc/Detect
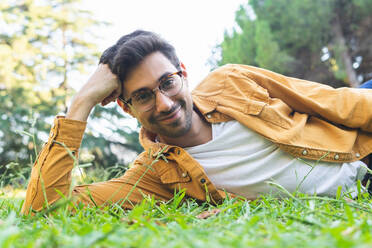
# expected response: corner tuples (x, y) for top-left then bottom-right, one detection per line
(122, 52), (194, 138)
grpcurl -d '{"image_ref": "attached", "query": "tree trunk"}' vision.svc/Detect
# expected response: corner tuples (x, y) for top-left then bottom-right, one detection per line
(331, 14), (359, 87)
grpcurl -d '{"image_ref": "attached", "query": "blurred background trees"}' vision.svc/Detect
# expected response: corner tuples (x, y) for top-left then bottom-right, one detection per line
(214, 0), (372, 88)
(0, 0), (141, 185)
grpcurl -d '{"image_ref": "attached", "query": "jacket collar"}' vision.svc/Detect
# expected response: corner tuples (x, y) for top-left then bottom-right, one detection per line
(139, 127), (172, 156)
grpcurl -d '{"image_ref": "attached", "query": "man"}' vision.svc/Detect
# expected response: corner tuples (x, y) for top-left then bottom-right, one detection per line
(22, 30), (372, 214)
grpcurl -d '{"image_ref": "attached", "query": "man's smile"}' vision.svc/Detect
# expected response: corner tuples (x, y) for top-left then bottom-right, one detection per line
(156, 105), (182, 124)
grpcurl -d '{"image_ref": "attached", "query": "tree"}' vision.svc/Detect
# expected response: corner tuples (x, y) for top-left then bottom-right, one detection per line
(0, 0), (141, 184)
(215, 0), (372, 88)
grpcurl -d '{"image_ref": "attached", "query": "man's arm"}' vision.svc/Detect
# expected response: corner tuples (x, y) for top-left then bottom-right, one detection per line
(21, 119), (172, 213)
(233, 64), (372, 132)
(22, 64), (119, 213)
(66, 64), (122, 121)
(22, 65), (172, 214)
(22, 117), (86, 213)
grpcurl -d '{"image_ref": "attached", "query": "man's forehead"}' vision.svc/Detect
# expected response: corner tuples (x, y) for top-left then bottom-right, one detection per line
(123, 52), (178, 94)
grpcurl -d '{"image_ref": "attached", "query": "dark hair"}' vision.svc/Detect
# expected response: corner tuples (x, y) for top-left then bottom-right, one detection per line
(99, 30), (180, 82)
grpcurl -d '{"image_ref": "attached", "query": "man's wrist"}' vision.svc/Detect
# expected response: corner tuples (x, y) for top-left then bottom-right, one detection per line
(66, 95), (96, 122)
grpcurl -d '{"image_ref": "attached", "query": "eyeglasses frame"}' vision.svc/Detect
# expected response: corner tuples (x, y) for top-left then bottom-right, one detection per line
(118, 70), (184, 111)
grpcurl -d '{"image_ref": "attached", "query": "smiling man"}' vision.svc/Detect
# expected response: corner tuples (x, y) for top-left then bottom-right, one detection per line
(22, 30), (372, 213)
(117, 52), (210, 148)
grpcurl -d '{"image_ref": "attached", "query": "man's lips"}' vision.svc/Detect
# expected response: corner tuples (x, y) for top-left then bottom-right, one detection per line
(156, 106), (182, 123)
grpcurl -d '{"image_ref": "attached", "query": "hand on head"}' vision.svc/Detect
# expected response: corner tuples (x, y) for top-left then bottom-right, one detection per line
(66, 63), (121, 121)
(83, 63), (122, 107)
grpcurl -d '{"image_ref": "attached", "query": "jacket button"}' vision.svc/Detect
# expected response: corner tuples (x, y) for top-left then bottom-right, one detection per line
(334, 154), (339, 160)
(355, 153), (360, 158)
(200, 178), (206, 184)
(302, 150), (308, 156)
(181, 172), (187, 178)
(176, 149), (181, 155)
(206, 114), (212, 119)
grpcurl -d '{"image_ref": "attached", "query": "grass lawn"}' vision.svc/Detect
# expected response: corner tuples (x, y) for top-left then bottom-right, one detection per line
(1, 188), (372, 248)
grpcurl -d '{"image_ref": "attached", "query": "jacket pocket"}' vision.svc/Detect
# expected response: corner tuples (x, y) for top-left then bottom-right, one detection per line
(216, 91), (268, 117)
(258, 98), (293, 129)
(153, 160), (191, 184)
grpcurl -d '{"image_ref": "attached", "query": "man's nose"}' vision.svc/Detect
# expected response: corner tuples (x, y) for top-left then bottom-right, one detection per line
(155, 91), (174, 113)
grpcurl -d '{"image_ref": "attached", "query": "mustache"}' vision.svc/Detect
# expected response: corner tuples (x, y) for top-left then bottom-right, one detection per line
(155, 104), (181, 120)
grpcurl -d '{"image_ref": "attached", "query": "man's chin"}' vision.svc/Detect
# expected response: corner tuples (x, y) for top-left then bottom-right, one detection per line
(158, 127), (189, 138)
(150, 101), (193, 139)
(157, 119), (192, 138)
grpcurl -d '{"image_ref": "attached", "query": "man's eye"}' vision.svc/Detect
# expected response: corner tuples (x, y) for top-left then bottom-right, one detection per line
(161, 78), (175, 91)
(133, 91), (153, 103)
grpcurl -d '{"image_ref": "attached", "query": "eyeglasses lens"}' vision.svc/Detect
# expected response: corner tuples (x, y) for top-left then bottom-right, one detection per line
(132, 72), (183, 112)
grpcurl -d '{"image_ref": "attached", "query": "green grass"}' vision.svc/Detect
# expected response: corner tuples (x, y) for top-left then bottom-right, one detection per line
(1, 135), (372, 247)
(1, 189), (372, 248)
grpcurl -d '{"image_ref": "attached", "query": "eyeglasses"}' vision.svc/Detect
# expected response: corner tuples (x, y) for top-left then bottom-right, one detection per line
(118, 71), (183, 112)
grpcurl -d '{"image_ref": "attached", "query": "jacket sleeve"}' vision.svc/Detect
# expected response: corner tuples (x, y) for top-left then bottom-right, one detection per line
(72, 158), (174, 210)
(22, 117), (172, 214)
(231, 64), (372, 132)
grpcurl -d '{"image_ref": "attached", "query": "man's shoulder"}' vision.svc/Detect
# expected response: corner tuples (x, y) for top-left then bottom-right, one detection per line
(193, 64), (272, 89)
(191, 64), (237, 96)
(204, 64), (248, 78)
(192, 64), (266, 96)
(207, 64), (271, 76)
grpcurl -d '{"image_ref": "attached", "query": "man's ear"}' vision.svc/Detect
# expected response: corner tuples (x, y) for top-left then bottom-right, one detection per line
(116, 99), (135, 117)
(180, 62), (188, 78)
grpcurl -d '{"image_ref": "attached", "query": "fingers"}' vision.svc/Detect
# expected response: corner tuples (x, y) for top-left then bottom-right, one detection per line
(101, 82), (122, 106)
(97, 63), (123, 106)
(101, 93), (117, 106)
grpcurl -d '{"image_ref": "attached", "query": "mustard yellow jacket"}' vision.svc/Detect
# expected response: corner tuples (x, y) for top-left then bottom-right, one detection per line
(22, 64), (372, 214)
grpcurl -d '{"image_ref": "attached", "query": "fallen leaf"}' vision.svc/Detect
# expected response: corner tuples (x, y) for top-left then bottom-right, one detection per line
(120, 217), (138, 225)
(154, 220), (166, 226)
(196, 209), (221, 219)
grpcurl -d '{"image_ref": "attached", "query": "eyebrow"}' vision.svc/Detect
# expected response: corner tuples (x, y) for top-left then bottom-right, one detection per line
(130, 71), (173, 96)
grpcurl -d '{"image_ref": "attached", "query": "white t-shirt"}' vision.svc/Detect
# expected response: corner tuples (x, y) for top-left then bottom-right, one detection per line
(185, 121), (367, 198)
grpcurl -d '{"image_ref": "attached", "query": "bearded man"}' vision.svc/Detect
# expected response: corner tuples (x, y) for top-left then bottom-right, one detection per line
(22, 30), (372, 213)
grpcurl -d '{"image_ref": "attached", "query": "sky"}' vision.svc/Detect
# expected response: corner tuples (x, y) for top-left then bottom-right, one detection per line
(81, 0), (247, 88)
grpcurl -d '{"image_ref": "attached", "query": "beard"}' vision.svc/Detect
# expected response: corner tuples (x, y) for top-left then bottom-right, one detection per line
(147, 99), (193, 138)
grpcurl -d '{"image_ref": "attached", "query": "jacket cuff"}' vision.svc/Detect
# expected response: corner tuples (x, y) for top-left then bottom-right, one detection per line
(49, 116), (87, 149)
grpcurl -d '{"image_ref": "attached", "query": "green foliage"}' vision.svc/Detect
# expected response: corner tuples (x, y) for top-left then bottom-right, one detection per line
(216, 0), (372, 87)
(86, 105), (142, 168)
(218, 7), (256, 67)
(0, 0), (141, 183)
(254, 20), (294, 73)
(0, 0), (99, 170)
(1, 190), (372, 247)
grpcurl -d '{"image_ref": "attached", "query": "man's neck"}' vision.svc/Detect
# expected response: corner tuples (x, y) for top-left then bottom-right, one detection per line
(158, 111), (212, 148)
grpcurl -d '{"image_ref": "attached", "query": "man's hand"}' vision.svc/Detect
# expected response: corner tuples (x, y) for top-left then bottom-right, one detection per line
(66, 64), (122, 121)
